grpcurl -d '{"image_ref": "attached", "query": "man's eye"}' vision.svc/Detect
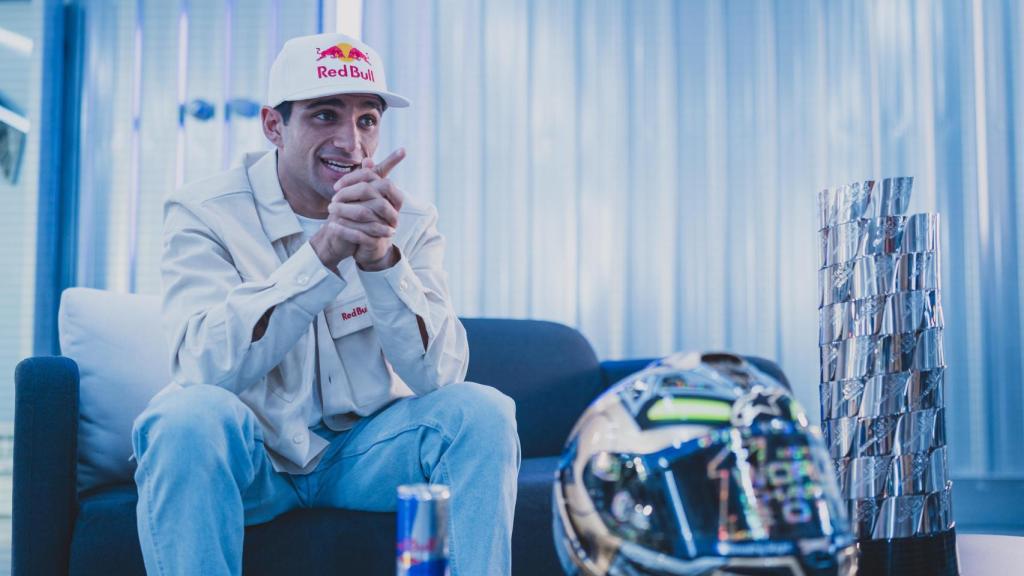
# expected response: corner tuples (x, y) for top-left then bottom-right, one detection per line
(314, 111), (335, 121)
(358, 115), (378, 128)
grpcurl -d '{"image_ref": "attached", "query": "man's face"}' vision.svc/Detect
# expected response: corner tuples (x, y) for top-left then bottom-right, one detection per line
(268, 93), (383, 202)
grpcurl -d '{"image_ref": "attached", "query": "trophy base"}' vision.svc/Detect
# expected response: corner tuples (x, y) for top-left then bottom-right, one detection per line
(857, 528), (959, 575)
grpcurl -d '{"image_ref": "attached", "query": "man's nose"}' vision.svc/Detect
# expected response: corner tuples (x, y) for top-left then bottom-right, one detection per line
(331, 120), (360, 153)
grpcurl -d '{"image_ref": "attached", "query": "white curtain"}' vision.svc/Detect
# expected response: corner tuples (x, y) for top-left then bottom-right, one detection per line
(363, 0), (1024, 481)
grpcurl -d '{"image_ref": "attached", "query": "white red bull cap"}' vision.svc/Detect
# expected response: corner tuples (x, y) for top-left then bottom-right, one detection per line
(267, 33), (410, 109)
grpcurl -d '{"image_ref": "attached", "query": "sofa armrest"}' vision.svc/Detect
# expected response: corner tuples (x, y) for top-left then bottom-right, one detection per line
(14, 356), (79, 576)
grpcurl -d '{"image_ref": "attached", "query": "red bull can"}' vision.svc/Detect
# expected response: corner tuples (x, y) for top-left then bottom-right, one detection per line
(396, 484), (450, 576)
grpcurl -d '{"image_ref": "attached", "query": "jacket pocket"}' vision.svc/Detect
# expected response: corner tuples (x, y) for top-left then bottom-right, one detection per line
(325, 293), (373, 339)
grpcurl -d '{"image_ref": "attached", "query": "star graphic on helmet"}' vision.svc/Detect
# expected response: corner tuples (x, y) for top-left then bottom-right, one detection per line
(731, 387), (787, 428)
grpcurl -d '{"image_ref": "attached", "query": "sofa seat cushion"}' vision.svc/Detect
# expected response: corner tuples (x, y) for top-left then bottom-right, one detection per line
(512, 455), (563, 575)
(71, 484), (146, 575)
(70, 456), (563, 576)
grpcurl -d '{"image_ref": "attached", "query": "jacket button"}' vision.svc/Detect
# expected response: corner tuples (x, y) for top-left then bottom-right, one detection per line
(293, 433), (304, 444)
(296, 274), (309, 285)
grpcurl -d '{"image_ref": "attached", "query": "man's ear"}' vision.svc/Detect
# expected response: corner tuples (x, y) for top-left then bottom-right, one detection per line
(261, 106), (284, 148)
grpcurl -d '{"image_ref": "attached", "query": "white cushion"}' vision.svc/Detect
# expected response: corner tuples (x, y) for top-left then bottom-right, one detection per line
(59, 287), (170, 493)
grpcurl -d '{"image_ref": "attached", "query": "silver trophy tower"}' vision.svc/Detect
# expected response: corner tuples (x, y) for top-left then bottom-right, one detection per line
(817, 178), (958, 575)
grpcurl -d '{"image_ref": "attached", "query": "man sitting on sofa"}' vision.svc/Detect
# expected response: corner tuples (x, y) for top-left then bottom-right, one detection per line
(131, 32), (520, 576)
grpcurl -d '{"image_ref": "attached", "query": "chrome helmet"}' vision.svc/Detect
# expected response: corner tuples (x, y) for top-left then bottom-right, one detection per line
(553, 352), (857, 575)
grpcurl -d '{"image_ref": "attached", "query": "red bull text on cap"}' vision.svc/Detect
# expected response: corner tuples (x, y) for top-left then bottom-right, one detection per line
(267, 33), (410, 109)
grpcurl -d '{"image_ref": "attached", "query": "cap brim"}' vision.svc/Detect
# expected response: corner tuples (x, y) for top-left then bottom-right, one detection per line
(271, 85), (410, 109)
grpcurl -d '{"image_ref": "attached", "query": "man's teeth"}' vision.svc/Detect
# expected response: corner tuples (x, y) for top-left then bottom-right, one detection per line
(322, 159), (355, 173)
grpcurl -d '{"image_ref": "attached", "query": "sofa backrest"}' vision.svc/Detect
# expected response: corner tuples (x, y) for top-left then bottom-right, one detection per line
(461, 318), (603, 459)
(58, 288), (603, 493)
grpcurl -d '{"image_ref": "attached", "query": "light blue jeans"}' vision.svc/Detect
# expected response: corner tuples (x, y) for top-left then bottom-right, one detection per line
(131, 382), (521, 575)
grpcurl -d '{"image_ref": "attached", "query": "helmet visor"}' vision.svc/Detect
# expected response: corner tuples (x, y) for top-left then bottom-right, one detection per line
(656, 421), (847, 557)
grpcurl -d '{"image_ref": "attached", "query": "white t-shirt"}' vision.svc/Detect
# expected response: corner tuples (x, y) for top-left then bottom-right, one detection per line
(295, 213), (326, 244)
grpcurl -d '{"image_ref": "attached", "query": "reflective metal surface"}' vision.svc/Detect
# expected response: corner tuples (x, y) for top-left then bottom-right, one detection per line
(818, 252), (941, 306)
(833, 447), (949, 499)
(818, 177), (914, 231)
(819, 290), (944, 344)
(824, 408), (946, 459)
(816, 176), (955, 542)
(819, 328), (945, 381)
(848, 483), (955, 540)
(820, 369), (945, 419)
(819, 213), (940, 269)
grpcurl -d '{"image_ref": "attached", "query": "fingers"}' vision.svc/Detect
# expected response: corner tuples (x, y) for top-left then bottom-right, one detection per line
(380, 180), (404, 211)
(328, 222), (374, 247)
(373, 148), (405, 178)
(332, 166), (378, 192)
(333, 181), (382, 203)
(327, 217), (395, 239)
(321, 218), (394, 269)
(332, 179), (404, 212)
(342, 219), (395, 238)
(326, 212), (395, 238)
(328, 197), (399, 227)
(326, 149), (405, 243)
(331, 148), (406, 191)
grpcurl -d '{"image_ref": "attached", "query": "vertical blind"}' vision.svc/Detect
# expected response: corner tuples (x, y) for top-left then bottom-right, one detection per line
(362, 0), (1024, 481)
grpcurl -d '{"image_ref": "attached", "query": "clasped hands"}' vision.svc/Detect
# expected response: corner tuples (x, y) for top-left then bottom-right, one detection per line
(312, 148), (406, 272)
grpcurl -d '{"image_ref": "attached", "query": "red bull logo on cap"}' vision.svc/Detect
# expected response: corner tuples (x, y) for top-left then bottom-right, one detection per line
(315, 42), (376, 82)
(316, 42), (371, 63)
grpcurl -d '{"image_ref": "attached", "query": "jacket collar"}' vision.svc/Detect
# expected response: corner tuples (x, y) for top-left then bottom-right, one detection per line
(245, 150), (302, 244)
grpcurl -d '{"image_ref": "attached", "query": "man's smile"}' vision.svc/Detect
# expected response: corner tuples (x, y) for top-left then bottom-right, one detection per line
(320, 157), (358, 175)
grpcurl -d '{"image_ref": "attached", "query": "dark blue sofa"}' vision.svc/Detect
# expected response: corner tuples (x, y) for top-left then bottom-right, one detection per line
(14, 317), (787, 575)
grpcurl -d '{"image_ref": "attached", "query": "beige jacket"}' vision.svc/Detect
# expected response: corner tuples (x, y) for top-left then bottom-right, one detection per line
(159, 150), (468, 474)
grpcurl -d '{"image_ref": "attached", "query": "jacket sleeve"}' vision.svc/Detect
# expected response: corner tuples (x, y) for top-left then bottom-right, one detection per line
(161, 199), (345, 393)
(357, 204), (469, 396)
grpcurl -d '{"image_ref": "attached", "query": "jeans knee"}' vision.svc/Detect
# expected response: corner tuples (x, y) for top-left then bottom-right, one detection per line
(440, 383), (519, 458)
(133, 385), (252, 462)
